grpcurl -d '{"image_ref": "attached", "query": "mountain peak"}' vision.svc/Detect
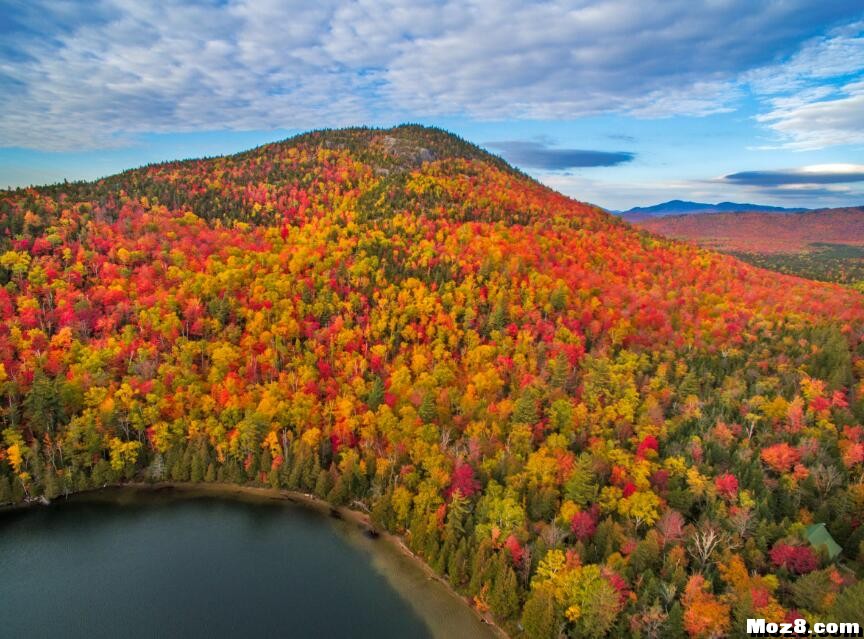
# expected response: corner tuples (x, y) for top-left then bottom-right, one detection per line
(256, 124), (517, 177)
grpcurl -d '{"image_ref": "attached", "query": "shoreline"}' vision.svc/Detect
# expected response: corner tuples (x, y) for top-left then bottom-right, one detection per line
(3, 481), (510, 639)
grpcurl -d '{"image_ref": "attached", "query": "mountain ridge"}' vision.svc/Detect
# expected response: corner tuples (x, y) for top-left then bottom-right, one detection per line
(617, 198), (807, 221)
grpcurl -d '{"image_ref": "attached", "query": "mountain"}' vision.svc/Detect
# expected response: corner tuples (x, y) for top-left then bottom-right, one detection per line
(617, 199), (806, 221)
(1, 125), (863, 636)
(632, 206), (864, 254)
(632, 206), (864, 284)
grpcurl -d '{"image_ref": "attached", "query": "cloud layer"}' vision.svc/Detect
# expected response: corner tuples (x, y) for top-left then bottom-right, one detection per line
(486, 140), (634, 169)
(747, 21), (864, 150)
(724, 164), (864, 187)
(1, 0), (862, 150)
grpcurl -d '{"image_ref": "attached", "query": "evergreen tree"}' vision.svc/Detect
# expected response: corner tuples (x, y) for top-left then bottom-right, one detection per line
(0, 475), (11, 503)
(190, 450), (204, 483)
(521, 587), (559, 639)
(564, 454), (596, 506)
(371, 489), (394, 530)
(419, 393), (436, 423)
(664, 602), (687, 639)
(314, 469), (333, 499)
(830, 581), (864, 625)
(447, 538), (469, 587)
(489, 554), (519, 619)
(326, 475), (348, 505)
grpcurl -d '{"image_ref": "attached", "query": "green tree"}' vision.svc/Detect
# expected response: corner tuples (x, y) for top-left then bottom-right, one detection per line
(830, 581), (864, 625)
(564, 454), (596, 506)
(489, 554), (520, 619)
(521, 587), (559, 639)
(0, 475), (11, 503)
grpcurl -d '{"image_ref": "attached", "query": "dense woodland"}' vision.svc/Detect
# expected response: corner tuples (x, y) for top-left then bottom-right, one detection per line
(634, 208), (864, 288)
(633, 207), (864, 255)
(1, 126), (864, 637)
(730, 244), (864, 287)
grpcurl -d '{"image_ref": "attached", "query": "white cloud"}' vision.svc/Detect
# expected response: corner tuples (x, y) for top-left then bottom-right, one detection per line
(744, 21), (864, 94)
(745, 23), (864, 150)
(755, 81), (864, 150)
(1, 0), (861, 150)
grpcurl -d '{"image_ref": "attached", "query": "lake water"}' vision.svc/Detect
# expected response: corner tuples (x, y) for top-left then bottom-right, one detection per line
(0, 487), (496, 639)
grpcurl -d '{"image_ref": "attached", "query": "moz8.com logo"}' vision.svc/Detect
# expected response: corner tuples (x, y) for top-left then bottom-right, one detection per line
(747, 618), (862, 637)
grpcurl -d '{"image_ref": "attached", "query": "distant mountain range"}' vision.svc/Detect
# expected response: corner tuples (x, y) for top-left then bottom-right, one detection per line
(616, 199), (807, 221)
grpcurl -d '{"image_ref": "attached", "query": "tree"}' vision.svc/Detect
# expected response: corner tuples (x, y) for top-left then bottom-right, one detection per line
(761, 443), (800, 474)
(714, 473), (738, 501)
(23, 375), (66, 435)
(564, 454), (596, 506)
(689, 522), (728, 570)
(770, 543), (818, 574)
(0, 475), (11, 503)
(521, 586), (559, 639)
(489, 553), (519, 618)
(682, 574), (731, 638)
(830, 581), (864, 626)
(656, 510), (686, 546)
(618, 490), (662, 531)
(790, 569), (839, 613)
(532, 551), (622, 638)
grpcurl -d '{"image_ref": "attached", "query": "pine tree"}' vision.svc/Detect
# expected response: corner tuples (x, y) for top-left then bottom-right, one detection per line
(564, 453), (596, 506)
(444, 491), (468, 543)
(190, 450), (204, 483)
(830, 581), (864, 625)
(371, 489), (394, 529)
(287, 456), (304, 489)
(326, 475), (348, 505)
(468, 540), (493, 596)
(0, 475), (11, 503)
(314, 469), (333, 499)
(447, 538), (469, 587)
(301, 453), (319, 490)
(664, 602), (687, 639)
(419, 393), (436, 423)
(489, 555), (519, 619)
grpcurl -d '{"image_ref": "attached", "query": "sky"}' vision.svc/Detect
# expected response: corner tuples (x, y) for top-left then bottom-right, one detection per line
(0, 0), (863, 211)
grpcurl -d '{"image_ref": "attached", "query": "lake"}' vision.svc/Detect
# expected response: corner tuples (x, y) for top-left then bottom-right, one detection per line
(0, 487), (497, 639)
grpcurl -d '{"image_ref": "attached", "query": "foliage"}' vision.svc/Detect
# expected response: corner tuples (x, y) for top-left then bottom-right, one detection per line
(1, 125), (863, 636)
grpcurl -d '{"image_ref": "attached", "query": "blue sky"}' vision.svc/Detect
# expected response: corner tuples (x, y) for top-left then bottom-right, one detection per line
(1, 1), (863, 210)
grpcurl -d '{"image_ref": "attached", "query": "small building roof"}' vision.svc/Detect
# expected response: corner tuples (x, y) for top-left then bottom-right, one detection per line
(805, 523), (842, 560)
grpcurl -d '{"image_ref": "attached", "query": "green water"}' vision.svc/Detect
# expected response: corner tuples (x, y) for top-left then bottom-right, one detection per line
(0, 488), (492, 639)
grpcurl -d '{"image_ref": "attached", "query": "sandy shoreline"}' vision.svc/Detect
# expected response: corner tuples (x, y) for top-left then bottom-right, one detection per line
(3, 481), (510, 639)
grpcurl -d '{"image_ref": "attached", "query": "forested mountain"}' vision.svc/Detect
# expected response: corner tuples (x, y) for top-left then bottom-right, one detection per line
(1, 125), (863, 637)
(618, 200), (805, 221)
(634, 207), (864, 285)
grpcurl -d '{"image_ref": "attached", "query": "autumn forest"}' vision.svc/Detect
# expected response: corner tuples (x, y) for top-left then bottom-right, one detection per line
(1, 126), (863, 637)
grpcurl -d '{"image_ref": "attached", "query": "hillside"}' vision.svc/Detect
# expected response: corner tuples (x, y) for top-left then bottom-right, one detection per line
(618, 199), (805, 221)
(2, 125), (864, 637)
(634, 207), (864, 253)
(633, 207), (864, 285)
